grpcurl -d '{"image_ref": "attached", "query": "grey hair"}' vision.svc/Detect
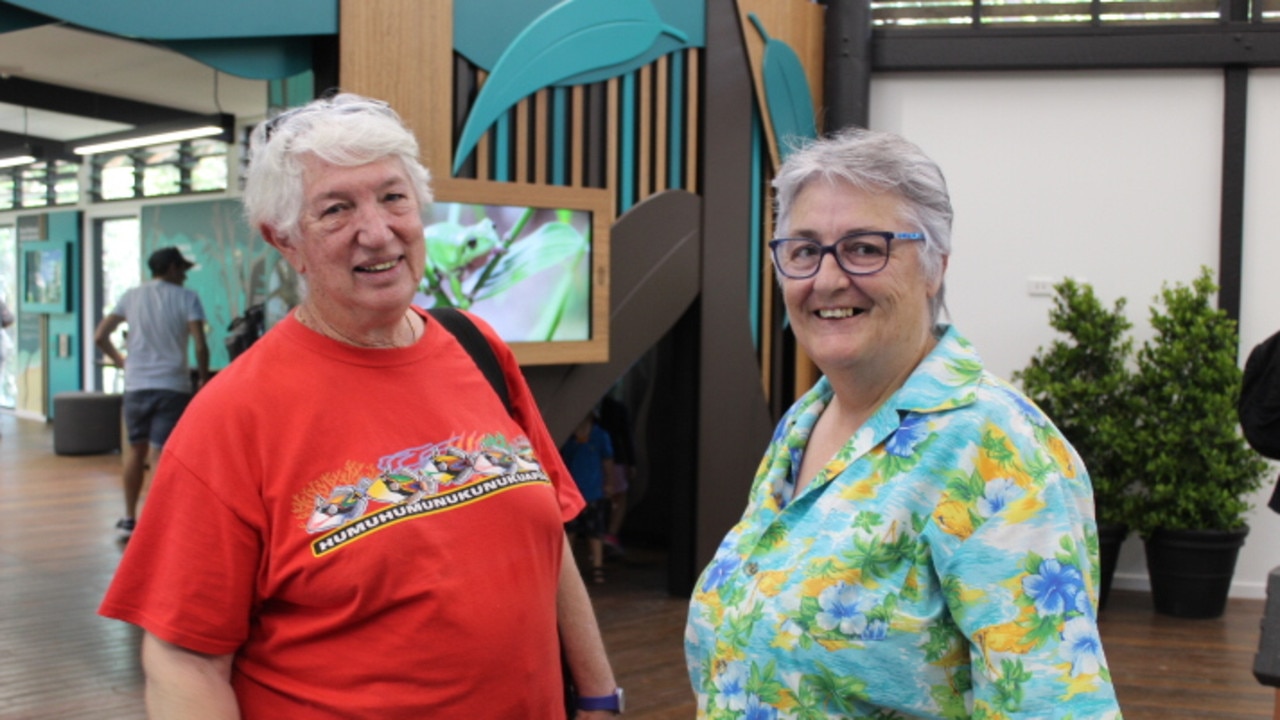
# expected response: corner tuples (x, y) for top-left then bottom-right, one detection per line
(243, 93), (433, 240)
(772, 127), (953, 325)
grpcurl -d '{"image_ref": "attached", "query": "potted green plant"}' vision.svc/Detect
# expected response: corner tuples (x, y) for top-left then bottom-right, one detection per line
(1014, 278), (1136, 609)
(1128, 266), (1269, 618)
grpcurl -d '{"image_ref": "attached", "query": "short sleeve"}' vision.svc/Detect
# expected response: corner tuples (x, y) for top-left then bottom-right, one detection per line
(98, 451), (263, 655)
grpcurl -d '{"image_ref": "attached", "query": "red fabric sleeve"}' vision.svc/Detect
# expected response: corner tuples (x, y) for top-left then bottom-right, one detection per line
(98, 450), (263, 655)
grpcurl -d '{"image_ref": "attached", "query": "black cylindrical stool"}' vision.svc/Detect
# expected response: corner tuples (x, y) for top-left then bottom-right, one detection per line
(53, 391), (123, 455)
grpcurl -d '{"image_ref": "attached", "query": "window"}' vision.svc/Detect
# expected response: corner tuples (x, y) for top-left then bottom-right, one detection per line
(191, 138), (230, 192)
(0, 174), (13, 211)
(0, 223), (16, 408)
(0, 161), (81, 211)
(873, 0), (1242, 27)
(141, 142), (182, 196)
(52, 162), (80, 205)
(90, 138), (229, 202)
(96, 217), (141, 394)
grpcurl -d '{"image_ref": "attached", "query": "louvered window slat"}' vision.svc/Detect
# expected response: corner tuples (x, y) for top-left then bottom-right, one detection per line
(874, 0), (1238, 25)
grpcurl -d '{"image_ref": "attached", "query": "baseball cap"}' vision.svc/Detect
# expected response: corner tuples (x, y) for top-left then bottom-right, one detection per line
(147, 247), (196, 275)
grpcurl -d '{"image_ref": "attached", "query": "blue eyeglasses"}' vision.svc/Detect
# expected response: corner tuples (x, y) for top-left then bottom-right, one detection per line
(768, 232), (925, 279)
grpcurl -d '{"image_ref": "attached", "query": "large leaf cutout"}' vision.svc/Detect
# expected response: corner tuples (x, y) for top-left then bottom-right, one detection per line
(749, 13), (817, 162)
(455, 0), (706, 72)
(453, 0), (688, 175)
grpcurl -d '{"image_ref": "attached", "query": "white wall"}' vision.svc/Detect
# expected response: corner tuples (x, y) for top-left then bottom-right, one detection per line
(1237, 68), (1280, 597)
(870, 69), (1279, 598)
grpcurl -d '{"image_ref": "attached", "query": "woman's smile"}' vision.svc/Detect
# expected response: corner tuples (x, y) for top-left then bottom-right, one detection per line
(816, 307), (862, 319)
(355, 257), (404, 274)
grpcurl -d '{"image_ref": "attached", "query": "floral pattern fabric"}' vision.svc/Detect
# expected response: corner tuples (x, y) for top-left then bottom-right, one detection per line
(685, 326), (1122, 719)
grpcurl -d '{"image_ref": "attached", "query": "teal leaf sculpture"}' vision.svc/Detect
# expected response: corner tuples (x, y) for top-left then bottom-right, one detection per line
(748, 13), (817, 162)
(452, 0), (688, 175)
(455, 0), (705, 72)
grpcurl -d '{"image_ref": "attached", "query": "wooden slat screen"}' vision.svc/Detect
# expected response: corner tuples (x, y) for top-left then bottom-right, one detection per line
(452, 49), (702, 217)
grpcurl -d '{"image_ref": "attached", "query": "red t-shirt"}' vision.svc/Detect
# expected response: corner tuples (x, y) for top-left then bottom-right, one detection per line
(100, 308), (584, 719)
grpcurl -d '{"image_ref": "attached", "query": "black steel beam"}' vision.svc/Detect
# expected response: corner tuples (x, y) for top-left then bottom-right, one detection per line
(1219, 64), (1247, 321)
(873, 24), (1280, 71)
(0, 129), (56, 148)
(823, 0), (873, 130)
(0, 76), (203, 126)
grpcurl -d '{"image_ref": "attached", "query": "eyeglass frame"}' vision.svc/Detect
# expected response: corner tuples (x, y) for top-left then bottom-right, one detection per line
(768, 232), (925, 279)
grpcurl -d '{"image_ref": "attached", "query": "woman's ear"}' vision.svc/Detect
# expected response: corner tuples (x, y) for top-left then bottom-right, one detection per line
(929, 255), (949, 297)
(261, 225), (305, 275)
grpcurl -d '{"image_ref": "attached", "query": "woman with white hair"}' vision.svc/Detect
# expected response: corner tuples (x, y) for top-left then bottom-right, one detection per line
(101, 93), (620, 719)
(685, 128), (1122, 718)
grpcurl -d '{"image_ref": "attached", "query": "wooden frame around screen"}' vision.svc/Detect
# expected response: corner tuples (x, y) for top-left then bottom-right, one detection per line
(431, 178), (611, 365)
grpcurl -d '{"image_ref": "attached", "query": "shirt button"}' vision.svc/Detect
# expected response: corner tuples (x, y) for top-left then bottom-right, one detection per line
(745, 562), (759, 575)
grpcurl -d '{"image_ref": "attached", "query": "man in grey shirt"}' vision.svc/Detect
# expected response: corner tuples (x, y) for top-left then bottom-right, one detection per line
(95, 247), (210, 540)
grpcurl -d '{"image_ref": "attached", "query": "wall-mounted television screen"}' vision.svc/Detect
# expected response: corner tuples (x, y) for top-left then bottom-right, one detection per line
(421, 180), (609, 365)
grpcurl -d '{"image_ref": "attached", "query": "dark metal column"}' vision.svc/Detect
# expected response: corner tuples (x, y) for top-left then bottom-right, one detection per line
(1219, 65), (1246, 322)
(694, 0), (776, 579)
(823, 0), (873, 130)
(1218, 0), (1249, 321)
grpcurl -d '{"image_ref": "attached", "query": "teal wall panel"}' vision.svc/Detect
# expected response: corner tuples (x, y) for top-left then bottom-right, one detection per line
(1, 0), (332, 79)
(0, 1), (48, 33)
(269, 70), (317, 110)
(162, 37), (316, 80)
(141, 200), (300, 370)
(4, 0), (336, 40)
(668, 50), (686, 189)
(552, 87), (568, 186)
(44, 210), (82, 416)
(493, 113), (512, 182)
(620, 72), (637, 212)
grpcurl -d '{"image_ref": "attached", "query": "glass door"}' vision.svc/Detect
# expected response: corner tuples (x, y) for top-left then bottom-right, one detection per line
(94, 216), (140, 393)
(0, 224), (15, 408)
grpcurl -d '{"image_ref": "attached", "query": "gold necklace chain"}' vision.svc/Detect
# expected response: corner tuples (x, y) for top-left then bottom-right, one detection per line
(297, 306), (417, 348)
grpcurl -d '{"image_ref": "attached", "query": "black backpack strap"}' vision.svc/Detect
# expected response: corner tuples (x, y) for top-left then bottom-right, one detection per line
(427, 307), (512, 415)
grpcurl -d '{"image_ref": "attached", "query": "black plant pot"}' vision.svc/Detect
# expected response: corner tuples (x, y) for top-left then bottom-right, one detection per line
(1097, 522), (1128, 610)
(1143, 526), (1249, 619)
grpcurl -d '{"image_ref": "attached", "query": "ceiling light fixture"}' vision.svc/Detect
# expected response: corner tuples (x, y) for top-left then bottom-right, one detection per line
(0, 143), (43, 168)
(0, 106), (43, 167)
(71, 114), (234, 156)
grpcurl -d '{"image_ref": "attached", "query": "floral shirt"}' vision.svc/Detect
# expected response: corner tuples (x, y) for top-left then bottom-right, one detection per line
(685, 326), (1122, 719)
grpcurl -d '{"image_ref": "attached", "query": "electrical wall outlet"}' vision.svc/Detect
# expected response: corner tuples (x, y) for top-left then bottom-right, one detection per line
(1027, 276), (1055, 297)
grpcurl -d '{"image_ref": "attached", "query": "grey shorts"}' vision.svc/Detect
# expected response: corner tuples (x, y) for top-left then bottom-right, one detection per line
(122, 389), (191, 447)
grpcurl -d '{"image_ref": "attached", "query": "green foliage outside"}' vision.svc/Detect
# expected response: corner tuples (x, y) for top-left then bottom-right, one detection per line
(1014, 279), (1135, 528)
(1127, 267), (1268, 534)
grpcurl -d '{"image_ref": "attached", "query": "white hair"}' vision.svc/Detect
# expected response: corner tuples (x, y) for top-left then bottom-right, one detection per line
(243, 93), (433, 241)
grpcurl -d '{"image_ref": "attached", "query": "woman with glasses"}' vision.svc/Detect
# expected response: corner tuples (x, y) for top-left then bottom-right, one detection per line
(685, 128), (1121, 719)
(100, 94), (620, 719)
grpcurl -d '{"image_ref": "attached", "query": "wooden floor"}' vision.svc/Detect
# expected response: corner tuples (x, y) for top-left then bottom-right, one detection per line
(1, 410), (1275, 719)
